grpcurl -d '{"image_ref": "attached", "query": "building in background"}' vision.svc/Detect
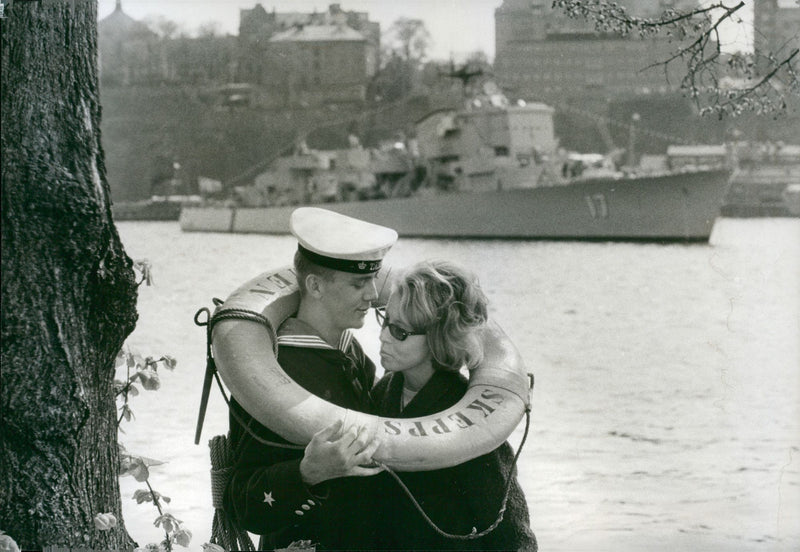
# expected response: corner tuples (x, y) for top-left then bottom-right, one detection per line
(267, 24), (376, 106)
(753, 0), (800, 65)
(237, 3), (379, 105)
(99, 2), (377, 105)
(99, 1), (238, 87)
(494, 0), (697, 104)
(98, 0), (164, 86)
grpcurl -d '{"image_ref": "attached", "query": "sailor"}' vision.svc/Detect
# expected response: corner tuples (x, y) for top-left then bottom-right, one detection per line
(223, 207), (398, 551)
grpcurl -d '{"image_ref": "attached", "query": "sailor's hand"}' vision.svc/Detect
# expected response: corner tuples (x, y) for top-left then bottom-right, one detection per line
(300, 419), (383, 486)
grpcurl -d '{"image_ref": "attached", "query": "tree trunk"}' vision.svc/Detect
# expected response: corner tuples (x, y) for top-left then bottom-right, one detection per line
(1, 1), (139, 549)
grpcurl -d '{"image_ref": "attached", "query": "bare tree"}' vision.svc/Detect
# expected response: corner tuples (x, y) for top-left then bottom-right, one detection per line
(373, 18), (434, 99)
(143, 15), (181, 40)
(386, 17), (432, 63)
(552, 0), (799, 116)
(1, 1), (139, 548)
(198, 21), (221, 39)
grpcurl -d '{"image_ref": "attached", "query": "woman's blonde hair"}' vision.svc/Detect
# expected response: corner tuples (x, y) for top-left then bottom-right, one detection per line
(394, 260), (488, 371)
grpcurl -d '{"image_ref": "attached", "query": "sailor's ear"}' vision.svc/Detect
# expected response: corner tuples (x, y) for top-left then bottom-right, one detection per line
(305, 273), (325, 299)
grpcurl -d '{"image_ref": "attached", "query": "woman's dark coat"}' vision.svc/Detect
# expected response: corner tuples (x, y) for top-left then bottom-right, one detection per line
(371, 370), (537, 551)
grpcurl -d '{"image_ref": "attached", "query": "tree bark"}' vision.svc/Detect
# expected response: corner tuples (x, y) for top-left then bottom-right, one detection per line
(1, 1), (139, 549)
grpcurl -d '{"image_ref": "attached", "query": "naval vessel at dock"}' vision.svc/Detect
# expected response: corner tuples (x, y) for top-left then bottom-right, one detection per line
(180, 168), (731, 242)
(180, 89), (733, 242)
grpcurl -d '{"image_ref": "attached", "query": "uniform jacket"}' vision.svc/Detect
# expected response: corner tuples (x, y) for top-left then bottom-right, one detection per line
(223, 318), (377, 551)
(371, 370), (538, 551)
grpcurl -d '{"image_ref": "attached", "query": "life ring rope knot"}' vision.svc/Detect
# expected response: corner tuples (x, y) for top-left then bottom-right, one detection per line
(209, 307), (279, 355)
(193, 305), (288, 447)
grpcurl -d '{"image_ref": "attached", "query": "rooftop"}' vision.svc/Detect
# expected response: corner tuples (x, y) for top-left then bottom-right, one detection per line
(98, 1), (156, 39)
(269, 24), (365, 43)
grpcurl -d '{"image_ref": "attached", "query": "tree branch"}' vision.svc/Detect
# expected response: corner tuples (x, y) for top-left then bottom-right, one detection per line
(552, 0), (800, 116)
(707, 48), (799, 116)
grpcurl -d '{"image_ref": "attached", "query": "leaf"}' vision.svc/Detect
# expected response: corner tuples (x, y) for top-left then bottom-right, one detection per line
(142, 455), (166, 467)
(133, 489), (155, 504)
(133, 488), (170, 504)
(121, 456), (149, 482)
(162, 355), (177, 370)
(154, 512), (180, 533)
(173, 529), (192, 548)
(131, 458), (150, 482)
(121, 450), (165, 470)
(134, 259), (155, 286)
(139, 368), (161, 391)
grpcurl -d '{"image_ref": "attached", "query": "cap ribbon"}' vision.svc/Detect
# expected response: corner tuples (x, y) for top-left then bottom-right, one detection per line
(298, 244), (382, 274)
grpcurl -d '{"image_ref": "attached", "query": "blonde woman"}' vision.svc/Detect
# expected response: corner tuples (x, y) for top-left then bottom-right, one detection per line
(371, 260), (537, 551)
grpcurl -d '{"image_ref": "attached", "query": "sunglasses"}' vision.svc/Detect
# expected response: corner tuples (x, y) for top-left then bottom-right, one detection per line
(375, 307), (426, 341)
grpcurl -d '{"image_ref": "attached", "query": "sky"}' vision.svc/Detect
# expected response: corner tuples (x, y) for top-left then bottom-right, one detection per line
(97, 1), (769, 61)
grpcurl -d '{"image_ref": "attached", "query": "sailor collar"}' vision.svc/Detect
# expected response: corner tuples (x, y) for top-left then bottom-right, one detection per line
(277, 317), (354, 353)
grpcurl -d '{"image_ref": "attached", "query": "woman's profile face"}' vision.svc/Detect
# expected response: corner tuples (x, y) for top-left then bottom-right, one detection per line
(379, 293), (431, 374)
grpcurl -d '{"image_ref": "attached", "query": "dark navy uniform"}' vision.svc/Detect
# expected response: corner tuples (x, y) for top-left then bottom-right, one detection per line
(372, 370), (538, 551)
(224, 318), (377, 551)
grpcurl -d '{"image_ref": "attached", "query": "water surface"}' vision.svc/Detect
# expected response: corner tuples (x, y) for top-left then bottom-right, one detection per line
(116, 218), (800, 550)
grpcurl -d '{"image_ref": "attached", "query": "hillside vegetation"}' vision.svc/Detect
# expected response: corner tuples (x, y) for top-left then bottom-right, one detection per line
(100, 86), (445, 201)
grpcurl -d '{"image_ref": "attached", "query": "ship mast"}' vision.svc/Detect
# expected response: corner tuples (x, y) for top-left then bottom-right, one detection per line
(441, 58), (484, 102)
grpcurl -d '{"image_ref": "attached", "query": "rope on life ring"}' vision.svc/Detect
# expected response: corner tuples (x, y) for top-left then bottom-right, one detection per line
(194, 306), (305, 450)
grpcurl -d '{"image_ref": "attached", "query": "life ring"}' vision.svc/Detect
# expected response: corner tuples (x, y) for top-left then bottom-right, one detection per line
(211, 266), (532, 471)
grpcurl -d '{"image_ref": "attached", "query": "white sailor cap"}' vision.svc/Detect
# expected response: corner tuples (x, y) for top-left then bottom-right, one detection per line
(290, 207), (398, 274)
